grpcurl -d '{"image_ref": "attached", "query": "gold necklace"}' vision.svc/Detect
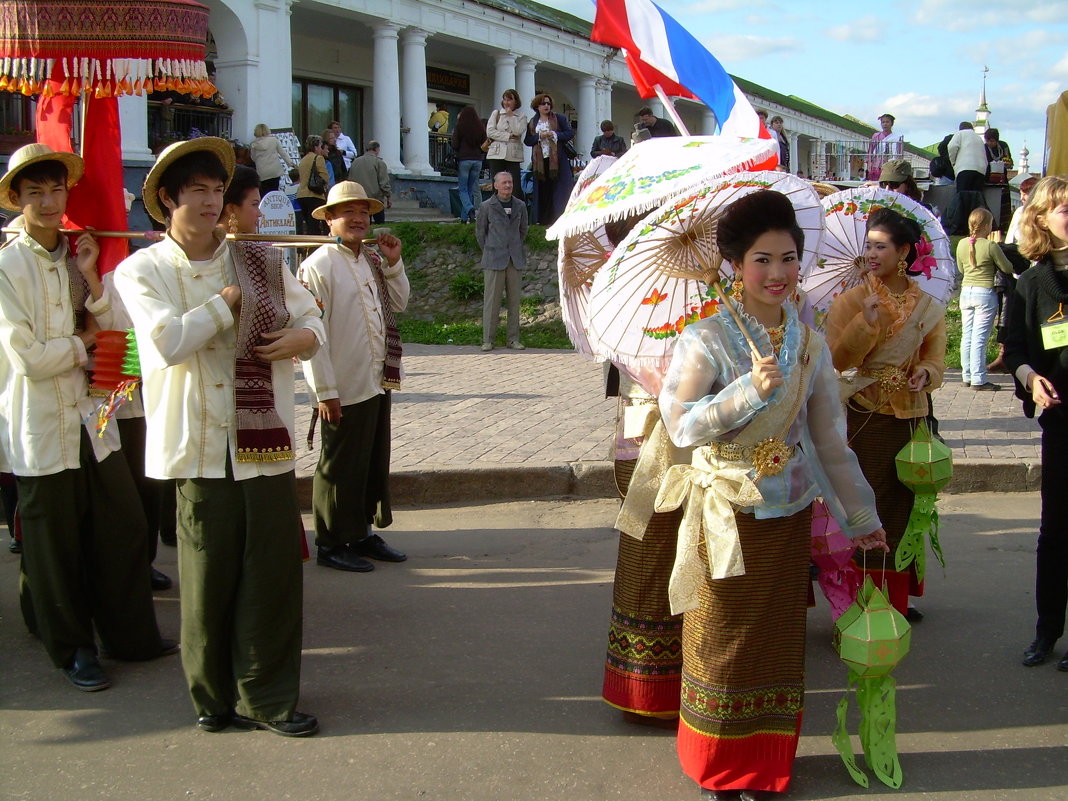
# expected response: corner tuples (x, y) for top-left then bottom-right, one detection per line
(767, 324), (785, 354)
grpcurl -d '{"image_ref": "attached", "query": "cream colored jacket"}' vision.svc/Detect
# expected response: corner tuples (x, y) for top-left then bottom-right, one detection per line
(114, 234), (324, 480)
(486, 109), (528, 163)
(0, 232), (119, 475)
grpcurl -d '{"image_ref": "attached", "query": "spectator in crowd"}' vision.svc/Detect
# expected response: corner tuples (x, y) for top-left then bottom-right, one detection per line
(485, 89), (528, 203)
(296, 134), (329, 234)
(868, 113), (902, 180)
(524, 93), (575, 226)
(636, 106), (678, 138)
(984, 128), (1013, 185)
(989, 176), (1039, 374)
(476, 171), (528, 352)
(878, 159), (922, 202)
(769, 115), (790, 171)
(347, 141), (391, 224)
(320, 129), (347, 189)
(250, 123), (295, 196)
(590, 120), (627, 158)
(452, 106), (487, 223)
(329, 121), (358, 170)
(299, 181), (410, 574)
(429, 103), (450, 134)
(947, 122), (988, 192)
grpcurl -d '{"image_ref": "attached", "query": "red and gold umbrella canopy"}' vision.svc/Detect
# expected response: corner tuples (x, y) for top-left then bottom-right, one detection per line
(0, 0), (214, 97)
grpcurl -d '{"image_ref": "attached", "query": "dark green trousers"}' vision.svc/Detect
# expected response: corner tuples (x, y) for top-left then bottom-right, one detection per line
(117, 416), (162, 563)
(312, 392), (393, 548)
(17, 430), (160, 668)
(176, 467), (304, 720)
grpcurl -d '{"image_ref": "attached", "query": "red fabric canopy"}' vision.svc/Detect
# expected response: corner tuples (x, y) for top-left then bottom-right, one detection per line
(0, 0), (213, 97)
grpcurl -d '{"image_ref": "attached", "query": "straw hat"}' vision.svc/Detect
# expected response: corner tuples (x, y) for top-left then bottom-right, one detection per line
(0, 143), (85, 211)
(142, 137), (236, 223)
(312, 180), (384, 219)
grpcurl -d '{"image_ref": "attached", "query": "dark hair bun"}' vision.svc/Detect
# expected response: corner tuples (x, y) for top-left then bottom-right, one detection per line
(717, 190), (801, 265)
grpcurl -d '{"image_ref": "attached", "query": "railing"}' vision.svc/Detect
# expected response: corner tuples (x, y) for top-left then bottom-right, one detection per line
(429, 133), (455, 176)
(804, 138), (929, 181)
(147, 101), (233, 150)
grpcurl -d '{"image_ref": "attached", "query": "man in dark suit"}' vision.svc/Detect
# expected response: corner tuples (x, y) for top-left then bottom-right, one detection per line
(475, 171), (528, 352)
(636, 106), (679, 138)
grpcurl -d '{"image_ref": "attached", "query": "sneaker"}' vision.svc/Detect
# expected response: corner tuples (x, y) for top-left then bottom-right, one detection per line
(480, 343), (493, 352)
(973, 382), (1000, 391)
(507, 341), (526, 350)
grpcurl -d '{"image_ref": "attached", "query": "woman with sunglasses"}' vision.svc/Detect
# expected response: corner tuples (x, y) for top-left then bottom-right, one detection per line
(523, 93), (575, 226)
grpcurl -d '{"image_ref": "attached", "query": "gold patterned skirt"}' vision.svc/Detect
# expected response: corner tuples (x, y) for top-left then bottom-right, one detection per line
(602, 458), (684, 718)
(846, 406), (922, 615)
(677, 507), (811, 793)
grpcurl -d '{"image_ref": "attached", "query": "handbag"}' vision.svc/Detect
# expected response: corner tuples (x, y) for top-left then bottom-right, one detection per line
(562, 139), (579, 160)
(480, 139), (491, 153)
(307, 156), (326, 195)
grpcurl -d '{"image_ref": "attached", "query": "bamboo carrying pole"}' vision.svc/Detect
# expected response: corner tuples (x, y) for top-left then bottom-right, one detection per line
(1, 229), (380, 245)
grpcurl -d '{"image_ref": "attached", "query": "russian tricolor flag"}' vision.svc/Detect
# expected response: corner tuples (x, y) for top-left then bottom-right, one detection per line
(592, 0), (767, 140)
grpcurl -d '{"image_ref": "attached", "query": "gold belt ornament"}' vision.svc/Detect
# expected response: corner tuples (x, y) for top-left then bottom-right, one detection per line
(706, 438), (796, 479)
(859, 365), (908, 393)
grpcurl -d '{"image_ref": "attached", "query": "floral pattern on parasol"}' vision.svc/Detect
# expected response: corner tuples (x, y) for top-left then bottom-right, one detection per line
(556, 156), (617, 357)
(585, 172), (823, 370)
(544, 135), (779, 241)
(803, 186), (954, 326)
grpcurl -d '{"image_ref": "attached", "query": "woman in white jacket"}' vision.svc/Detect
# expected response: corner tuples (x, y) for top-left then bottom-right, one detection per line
(485, 90), (528, 201)
(250, 123), (296, 195)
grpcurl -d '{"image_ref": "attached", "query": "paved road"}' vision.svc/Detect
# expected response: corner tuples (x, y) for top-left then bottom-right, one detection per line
(292, 345), (1040, 502)
(2, 493), (1066, 801)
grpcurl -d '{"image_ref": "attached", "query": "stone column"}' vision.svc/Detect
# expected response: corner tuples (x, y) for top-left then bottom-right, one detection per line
(595, 79), (613, 127)
(516, 57), (538, 116)
(515, 57), (538, 168)
(702, 109), (718, 136)
(372, 22), (405, 173)
(400, 27), (436, 175)
(118, 85), (154, 165)
(494, 53), (517, 109)
(576, 76), (597, 159)
(213, 0), (294, 145)
(788, 132), (799, 175)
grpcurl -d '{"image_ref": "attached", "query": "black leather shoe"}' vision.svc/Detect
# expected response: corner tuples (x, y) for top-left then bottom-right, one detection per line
(1057, 652), (1068, 672)
(739, 791), (775, 801)
(350, 533), (407, 562)
(158, 638), (180, 657)
(316, 545), (374, 572)
(1023, 636), (1057, 667)
(8, 538), (20, 554)
(699, 791), (740, 800)
(232, 711), (319, 737)
(196, 713), (232, 732)
(906, 605), (924, 623)
(151, 567), (173, 591)
(63, 647), (111, 692)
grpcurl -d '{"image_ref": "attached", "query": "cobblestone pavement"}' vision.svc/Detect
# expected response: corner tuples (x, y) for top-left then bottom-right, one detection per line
(292, 344), (1038, 481)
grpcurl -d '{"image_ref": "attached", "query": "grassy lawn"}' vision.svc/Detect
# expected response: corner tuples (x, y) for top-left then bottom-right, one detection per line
(399, 316), (573, 349)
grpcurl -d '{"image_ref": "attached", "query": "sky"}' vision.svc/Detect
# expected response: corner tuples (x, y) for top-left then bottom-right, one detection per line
(541, 0), (1068, 164)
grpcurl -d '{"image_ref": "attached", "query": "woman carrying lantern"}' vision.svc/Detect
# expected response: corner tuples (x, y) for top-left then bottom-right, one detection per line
(824, 208), (946, 621)
(1003, 175), (1068, 670)
(658, 190), (887, 801)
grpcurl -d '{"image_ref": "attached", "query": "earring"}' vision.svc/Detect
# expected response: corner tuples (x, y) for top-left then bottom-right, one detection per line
(897, 258), (908, 276)
(730, 277), (744, 302)
(227, 213), (240, 234)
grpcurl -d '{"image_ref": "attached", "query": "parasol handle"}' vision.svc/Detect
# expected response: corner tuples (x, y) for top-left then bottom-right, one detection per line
(652, 85), (691, 136)
(688, 247), (765, 359)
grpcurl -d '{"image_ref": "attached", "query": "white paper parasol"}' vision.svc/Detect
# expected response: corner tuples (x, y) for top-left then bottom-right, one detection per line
(802, 187), (954, 325)
(585, 172), (823, 370)
(544, 135), (780, 241)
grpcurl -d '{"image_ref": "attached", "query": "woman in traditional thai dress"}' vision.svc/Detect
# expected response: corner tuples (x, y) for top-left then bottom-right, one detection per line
(824, 209), (947, 620)
(658, 190), (887, 801)
(1003, 175), (1068, 669)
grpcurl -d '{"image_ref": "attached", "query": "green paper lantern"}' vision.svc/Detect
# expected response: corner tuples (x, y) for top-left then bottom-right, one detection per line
(121, 329), (141, 379)
(894, 419), (952, 495)
(834, 576), (911, 678)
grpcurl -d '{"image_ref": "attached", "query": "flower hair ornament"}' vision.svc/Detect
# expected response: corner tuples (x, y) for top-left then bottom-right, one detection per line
(909, 235), (936, 280)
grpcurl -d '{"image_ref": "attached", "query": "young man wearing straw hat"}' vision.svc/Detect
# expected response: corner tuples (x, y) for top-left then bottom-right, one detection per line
(298, 180), (409, 573)
(114, 137), (325, 736)
(0, 144), (173, 692)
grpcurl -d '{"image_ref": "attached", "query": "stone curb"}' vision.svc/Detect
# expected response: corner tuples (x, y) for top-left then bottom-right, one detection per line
(294, 458), (1032, 509)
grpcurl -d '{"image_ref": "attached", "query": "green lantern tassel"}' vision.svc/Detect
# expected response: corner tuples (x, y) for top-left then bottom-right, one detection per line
(894, 493), (946, 582)
(832, 670), (903, 788)
(122, 328), (141, 378)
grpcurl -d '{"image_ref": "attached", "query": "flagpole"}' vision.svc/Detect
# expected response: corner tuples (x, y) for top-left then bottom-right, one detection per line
(652, 84), (691, 136)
